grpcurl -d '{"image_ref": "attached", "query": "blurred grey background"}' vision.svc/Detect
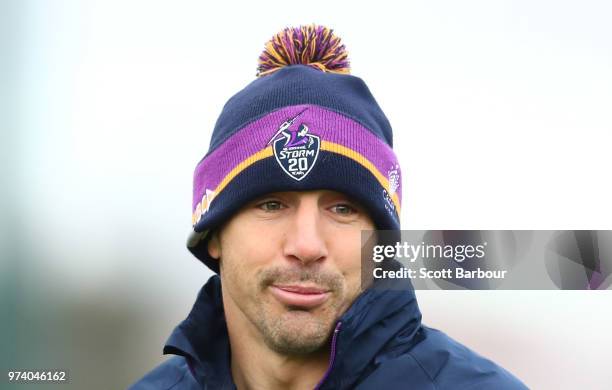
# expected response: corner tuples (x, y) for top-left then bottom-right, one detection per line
(2, 0), (611, 389)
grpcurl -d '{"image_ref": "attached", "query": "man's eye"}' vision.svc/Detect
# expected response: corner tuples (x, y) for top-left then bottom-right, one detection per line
(331, 204), (356, 215)
(258, 201), (283, 211)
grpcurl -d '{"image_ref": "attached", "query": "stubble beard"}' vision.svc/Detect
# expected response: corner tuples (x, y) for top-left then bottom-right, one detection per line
(252, 266), (346, 355)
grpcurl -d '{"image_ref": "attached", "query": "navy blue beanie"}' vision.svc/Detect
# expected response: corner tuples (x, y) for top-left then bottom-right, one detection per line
(187, 25), (402, 273)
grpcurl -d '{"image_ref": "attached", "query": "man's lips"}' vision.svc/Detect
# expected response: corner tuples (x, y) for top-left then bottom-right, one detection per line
(269, 284), (331, 308)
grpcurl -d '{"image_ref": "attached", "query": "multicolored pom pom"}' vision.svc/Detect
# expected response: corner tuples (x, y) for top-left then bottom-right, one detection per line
(257, 24), (350, 77)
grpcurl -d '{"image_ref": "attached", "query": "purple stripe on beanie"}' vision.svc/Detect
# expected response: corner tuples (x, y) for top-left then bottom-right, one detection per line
(193, 104), (401, 210)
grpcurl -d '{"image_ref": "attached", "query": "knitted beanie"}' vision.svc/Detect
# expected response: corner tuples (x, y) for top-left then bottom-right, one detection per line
(187, 25), (402, 273)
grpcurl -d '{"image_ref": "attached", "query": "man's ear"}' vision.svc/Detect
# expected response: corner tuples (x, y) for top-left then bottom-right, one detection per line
(207, 230), (221, 260)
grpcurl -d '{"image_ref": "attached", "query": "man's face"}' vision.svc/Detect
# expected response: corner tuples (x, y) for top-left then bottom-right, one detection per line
(208, 190), (375, 355)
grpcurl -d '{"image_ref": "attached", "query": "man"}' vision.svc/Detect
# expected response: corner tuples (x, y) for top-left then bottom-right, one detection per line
(130, 25), (527, 389)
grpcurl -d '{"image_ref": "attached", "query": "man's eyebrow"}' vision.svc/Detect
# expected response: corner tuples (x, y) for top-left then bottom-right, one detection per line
(248, 193), (287, 203)
(320, 193), (361, 206)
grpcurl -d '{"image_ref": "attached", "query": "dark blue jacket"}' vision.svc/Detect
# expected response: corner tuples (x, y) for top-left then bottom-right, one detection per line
(129, 276), (528, 389)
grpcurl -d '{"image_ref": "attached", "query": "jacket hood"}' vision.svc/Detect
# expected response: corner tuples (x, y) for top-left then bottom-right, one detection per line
(163, 275), (422, 389)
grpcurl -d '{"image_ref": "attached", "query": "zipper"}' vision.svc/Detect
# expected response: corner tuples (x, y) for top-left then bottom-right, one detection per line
(314, 321), (342, 390)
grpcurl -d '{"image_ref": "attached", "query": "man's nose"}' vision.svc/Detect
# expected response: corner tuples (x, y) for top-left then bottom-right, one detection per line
(283, 201), (328, 265)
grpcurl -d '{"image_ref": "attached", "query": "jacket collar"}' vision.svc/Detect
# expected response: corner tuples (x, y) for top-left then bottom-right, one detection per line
(164, 275), (422, 389)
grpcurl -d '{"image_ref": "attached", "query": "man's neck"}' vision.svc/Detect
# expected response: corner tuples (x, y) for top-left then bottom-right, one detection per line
(229, 334), (330, 390)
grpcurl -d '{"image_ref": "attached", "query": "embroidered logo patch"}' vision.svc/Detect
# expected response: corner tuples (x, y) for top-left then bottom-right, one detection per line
(192, 188), (216, 226)
(388, 164), (400, 195)
(267, 109), (320, 181)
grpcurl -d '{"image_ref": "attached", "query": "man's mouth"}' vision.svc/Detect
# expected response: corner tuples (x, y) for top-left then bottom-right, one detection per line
(269, 284), (331, 309)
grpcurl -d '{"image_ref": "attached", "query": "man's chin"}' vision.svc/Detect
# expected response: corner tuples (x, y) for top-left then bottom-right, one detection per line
(262, 311), (334, 355)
